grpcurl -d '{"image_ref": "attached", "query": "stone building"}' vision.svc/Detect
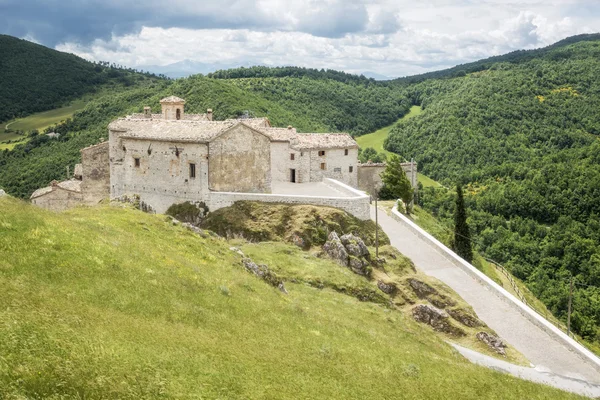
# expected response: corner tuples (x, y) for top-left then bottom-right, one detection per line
(30, 96), (417, 219)
(356, 160), (418, 197)
(30, 141), (110, 211)
(107, 96), (360, 214)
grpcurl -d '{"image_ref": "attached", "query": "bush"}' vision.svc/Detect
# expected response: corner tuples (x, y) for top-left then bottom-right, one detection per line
(166, 201), (209, 225)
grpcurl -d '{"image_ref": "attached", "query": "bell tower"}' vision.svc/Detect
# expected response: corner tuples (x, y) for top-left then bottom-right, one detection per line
(160, 96), (186, 120)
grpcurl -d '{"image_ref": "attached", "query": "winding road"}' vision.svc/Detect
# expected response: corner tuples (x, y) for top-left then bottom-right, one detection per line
(372, 206), (600, 396)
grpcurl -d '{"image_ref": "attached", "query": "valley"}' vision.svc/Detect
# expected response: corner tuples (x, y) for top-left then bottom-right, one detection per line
(1, 31), (600, 398)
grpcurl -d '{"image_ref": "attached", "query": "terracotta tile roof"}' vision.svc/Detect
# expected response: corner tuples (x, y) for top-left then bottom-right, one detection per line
(291, 133), (358, 150)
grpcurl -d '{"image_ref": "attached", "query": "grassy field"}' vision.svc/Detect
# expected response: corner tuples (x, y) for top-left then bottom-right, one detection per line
(0, 99), (87, 150)
(356, 106), (441, 188)
(0, 196), (583, 399)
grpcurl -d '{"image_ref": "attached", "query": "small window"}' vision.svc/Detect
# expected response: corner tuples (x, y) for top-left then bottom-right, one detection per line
(320, 163), (326, 170)
(300, 152), (304, 157)
(134, 157), (140, 168)
(334, 167), (341, 173)
(349, 166), (353, 173)
(176, 108), (181, 120)
(290, 153), (295, 160)
(318, 150), (326, 156)
(344, 149), (349, 156)
(189, 163), (196, 178)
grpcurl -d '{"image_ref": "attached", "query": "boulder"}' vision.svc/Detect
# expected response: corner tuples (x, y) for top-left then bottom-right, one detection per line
(348, 256), (370, 276)
(412, 304), (466, 337)
(340, 233), (370, 258)
(476, 332), (507, 356)
(229, 246), (245, 257)
(0, 189), (5, 197)
(323, 232), (350, 267)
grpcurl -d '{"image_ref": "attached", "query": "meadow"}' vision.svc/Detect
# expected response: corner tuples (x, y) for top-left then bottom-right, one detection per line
(0, 196), (583, 399)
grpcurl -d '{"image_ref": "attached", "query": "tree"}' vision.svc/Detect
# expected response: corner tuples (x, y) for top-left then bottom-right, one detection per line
(453, 184), (473, 263)
(359, 147), (386, 164)
(380, 154), (413, 213)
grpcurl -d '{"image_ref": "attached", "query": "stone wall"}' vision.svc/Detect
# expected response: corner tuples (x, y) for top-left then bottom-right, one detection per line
(207, 179), (370, 220)
(308, 148), (358, 187)
(110, 134), (209, 213)
(31, 186), (83, 212)
(80, 141), (110, 205)
(208, 125), (271, 193)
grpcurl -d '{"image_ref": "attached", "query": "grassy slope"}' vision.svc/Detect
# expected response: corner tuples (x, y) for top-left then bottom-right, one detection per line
(355, 106), (440, 188)
(0, 197), (582, 399)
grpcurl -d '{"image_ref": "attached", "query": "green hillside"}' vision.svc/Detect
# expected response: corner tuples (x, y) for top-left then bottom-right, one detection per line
(0, 35), (162, 123)
(0, 196), (583, 399)
(385, 38), (600, 344)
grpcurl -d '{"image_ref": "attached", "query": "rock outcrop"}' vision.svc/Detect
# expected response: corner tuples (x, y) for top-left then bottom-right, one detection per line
(407, 278), (455, 308)
(447, 308), (484, 328)
(377, 280), (398, 295)
(323, 232), (372, 276)
(412, 304), (466, 337)
(242, 257), (288, 294)
(476, 332), (507, 356)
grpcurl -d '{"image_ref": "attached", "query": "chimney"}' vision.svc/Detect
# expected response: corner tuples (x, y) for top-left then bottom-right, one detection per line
(51, 180), (59, 187)
(287, 125), (293, 130)
(144, 106), (151, 118)
(207, 109), (213, 121)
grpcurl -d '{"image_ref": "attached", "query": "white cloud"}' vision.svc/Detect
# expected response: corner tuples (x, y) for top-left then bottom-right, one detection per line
(53, 1), (600, 78)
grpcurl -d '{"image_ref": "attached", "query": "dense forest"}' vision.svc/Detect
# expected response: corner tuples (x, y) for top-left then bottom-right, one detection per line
(0, 35), (164, 122)
(386, 39), (600, 343)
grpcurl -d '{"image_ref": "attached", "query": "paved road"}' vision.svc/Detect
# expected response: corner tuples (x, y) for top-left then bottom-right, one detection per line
(451, 343), (600, 397)
(372, 206), (600, 386)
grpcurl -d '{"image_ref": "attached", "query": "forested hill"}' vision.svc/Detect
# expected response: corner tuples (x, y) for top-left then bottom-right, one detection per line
(0, 73), (411, 198)
(0, 35), (163, 123)
(392, 33), (600, 84)
(385, 37), (600, 344)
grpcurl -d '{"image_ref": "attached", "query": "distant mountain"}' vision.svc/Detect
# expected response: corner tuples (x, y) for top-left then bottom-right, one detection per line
(141, 60), (256, 79)
(361, 71), (393, 81)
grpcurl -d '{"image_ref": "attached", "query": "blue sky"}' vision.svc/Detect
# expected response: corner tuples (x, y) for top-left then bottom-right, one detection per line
(1, 0), (599, 77)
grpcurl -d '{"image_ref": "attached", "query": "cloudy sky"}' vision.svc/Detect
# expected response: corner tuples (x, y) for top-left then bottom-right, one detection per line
(1, 0), (599, 77)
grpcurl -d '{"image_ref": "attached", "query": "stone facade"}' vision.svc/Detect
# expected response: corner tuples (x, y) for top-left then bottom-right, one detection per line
(208, 124), (271, 193)
(81, 141), (110, 205)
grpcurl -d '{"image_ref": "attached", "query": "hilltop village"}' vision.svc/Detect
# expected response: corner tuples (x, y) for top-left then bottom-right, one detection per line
(30, 96), (417, 219)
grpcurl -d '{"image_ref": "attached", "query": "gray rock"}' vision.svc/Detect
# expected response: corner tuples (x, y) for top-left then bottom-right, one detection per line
(377, 280), (398, 295)
(447, 308), (484, 328)
(412, 304), (466, 337)
(241, 257), (287, 294)
(0, 189), (5, 197)
(348, 256), (370, 276)
(340, 233), (370, 258)
(476, 331), (507, 356)
(323, 232), (349, 267)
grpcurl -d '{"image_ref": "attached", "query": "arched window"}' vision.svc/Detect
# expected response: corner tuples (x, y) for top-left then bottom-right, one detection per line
(176, 108), (181, 120)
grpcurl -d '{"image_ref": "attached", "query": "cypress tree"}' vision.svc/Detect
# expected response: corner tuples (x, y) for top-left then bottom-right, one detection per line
(454, 184), (473, 263)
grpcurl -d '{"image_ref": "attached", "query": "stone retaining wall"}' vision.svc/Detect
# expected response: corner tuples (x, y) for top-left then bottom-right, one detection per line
(208, 179), (370, 220)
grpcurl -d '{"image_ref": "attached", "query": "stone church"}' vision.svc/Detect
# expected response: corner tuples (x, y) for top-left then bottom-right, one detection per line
(32, 96), (384, 218)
